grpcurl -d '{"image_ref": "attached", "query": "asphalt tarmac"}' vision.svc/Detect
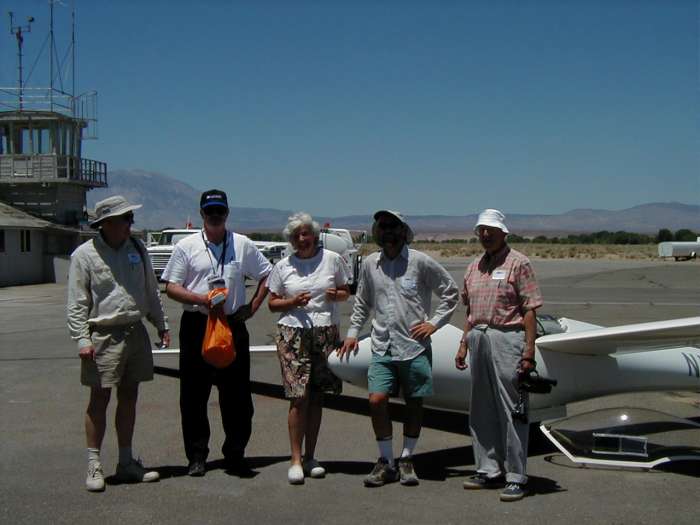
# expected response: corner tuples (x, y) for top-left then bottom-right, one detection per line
(1, 258), (699, 524)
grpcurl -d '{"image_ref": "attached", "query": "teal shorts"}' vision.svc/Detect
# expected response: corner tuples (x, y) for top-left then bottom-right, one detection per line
(367, 348), (433, 398)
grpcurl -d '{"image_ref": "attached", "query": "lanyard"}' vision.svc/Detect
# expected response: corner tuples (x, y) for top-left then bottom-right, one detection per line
(202, 230), (228, 277)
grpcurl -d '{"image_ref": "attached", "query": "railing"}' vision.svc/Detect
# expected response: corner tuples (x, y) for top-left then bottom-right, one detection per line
(0, 87), (100, 139)
(0, 154), (107, 186)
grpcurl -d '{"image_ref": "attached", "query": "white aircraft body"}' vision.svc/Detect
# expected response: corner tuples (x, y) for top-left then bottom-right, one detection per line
(327, 317), (700, 420)
(154, 316), (700, 421)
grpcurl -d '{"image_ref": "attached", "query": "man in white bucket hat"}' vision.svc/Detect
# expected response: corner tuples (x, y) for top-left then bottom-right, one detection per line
(67, 195), (170, 491)
(455, 209), (543, 502)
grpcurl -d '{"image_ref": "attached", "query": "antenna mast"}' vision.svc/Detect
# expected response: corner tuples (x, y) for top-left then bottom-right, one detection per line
(8, 11), (35, 111)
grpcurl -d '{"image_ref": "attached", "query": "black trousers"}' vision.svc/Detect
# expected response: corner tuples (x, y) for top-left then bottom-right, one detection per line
(179, 310), (253, 463)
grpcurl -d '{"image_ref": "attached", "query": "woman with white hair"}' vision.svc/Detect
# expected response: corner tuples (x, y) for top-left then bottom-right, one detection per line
(267, 212), (351, 484)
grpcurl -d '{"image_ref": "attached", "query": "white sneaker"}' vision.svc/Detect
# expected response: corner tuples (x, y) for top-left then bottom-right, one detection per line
(86, 462), (105, 492)
(303, 458), (326, 479)
(288, 464), (304, 485)
(115, 458), (160, 483)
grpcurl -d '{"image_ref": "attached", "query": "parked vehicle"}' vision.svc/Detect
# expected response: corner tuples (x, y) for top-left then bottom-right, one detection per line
(146, 228), (199, 279)
(281, 227), (367, 293)
(658, 237), (700, 261)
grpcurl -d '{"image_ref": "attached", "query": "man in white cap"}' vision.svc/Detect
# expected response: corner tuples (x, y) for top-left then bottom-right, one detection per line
(67, 195), (170, 491)
(455, 209), (543, 502)
(338, 210), (458, 487)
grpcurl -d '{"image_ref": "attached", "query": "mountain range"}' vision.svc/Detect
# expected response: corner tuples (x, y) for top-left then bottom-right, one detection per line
(87, 169), (700, 235)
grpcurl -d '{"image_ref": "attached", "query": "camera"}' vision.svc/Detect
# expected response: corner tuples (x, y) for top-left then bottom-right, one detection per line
(511, 370), (558, 424)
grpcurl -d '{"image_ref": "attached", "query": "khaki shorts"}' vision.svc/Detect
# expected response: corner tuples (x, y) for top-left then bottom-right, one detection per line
(81, 322), (154, 388)
(275, 324), (342, 399)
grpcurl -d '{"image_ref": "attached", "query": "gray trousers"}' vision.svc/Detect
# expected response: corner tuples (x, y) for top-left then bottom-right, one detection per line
(468, 326), (529, 484)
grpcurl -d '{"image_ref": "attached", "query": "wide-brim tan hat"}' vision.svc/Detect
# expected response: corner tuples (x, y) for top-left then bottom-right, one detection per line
(90, 195), (142, 228)
(372, 209), (414, 244)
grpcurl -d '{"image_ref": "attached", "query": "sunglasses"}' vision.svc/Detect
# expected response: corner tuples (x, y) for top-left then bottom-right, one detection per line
(115, 212), (134, 225)
(203, 206), (228, 217)
(377, 220), (402, 230)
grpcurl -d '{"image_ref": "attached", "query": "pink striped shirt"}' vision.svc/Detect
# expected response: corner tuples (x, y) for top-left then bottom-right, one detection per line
(462, 246), (543, 327)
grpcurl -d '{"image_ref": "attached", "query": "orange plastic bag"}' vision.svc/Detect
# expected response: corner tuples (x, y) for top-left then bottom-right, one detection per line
(201, 288), (236, 368)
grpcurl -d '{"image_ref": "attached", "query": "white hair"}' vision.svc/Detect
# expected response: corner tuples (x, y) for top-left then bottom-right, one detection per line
(283, 212), (321, 247)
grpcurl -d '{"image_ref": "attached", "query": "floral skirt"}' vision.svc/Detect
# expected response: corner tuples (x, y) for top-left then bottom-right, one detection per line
(275, 324), (343, 399)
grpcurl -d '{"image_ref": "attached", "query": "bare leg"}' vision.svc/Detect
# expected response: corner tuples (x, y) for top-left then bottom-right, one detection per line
(115, 384), (139, 448)
(304, 391), (323, 459)
(86, 387), (111, 449)
(288, 393), (309, 465)
(404, 397), (423, 438)
(369, 393), (392, 439)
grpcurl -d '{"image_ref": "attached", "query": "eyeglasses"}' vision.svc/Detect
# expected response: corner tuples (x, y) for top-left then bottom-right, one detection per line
(203, 206), (228, 217)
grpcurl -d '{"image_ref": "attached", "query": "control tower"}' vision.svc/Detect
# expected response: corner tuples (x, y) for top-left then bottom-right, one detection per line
(0, 6), (107, 227)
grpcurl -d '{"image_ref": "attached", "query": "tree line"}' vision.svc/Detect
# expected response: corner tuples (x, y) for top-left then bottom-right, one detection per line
(418, 229), (698, 245)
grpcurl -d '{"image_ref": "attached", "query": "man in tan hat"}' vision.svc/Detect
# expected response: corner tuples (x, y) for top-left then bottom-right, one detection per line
(455, 209), (543, 502)
(67, 195), (170, 492)
(338, 210), (458, 488)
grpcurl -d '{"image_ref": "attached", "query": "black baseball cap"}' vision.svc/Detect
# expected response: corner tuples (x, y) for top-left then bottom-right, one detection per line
(200, 189), (228, 209)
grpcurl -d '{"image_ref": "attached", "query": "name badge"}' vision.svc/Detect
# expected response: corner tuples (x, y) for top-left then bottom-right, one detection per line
(128, 252), (141, 264)
(492, 269), (507, 280)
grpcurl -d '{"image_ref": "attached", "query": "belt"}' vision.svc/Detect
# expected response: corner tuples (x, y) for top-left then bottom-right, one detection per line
(472, 324), (523, 332)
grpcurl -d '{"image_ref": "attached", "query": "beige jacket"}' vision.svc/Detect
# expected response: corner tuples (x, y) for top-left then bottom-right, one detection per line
(67, 235), (168, 349)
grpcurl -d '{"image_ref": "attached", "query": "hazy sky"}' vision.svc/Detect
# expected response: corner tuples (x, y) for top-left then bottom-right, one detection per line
(3, 0), (698, 216)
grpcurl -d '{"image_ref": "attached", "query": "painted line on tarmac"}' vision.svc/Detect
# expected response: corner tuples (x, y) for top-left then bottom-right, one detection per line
(546, 301), (700, 306)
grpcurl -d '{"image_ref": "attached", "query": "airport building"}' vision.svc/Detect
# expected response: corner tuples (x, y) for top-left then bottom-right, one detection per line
(1, 9), (107, 286)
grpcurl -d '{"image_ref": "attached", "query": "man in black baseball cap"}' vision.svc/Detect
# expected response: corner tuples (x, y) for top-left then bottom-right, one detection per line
(163, 188), (272, 477)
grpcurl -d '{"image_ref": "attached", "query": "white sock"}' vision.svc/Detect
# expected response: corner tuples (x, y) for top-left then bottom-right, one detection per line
(87, 448), (100, 465)
(377, 437), (394, 464)
(118, 446), (133, 465)
(401, 435), (419, 458)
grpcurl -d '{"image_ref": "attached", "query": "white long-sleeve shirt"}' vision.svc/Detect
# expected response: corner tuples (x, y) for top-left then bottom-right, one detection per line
(67, 235), (168, 349)
(347, 245), (459, 361)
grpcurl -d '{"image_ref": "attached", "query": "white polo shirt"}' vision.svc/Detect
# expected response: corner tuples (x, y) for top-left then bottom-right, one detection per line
(162, 229), (272, 316)
(267, 248), (350, 328)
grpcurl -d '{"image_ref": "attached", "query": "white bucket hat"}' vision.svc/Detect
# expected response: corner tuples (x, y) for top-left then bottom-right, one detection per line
(372, 209), (414, 244)
(474, 208), (509, 234)
(90, 195), (142, 228)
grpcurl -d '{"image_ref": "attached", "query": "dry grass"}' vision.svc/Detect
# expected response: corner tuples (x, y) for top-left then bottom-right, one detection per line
(391, 242), (659, 260)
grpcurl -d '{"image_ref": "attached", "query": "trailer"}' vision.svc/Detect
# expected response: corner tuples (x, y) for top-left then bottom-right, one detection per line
(658, 238), (700, 261)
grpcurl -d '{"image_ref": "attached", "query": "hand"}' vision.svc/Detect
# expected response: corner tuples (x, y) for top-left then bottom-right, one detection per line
(325, 288), (339, 302)
(207, 290), (227, 312)
(336, 337), (358, 360)
(79, 345), (95, 361)
(409, 322), (436, 340)
(157, 330), (171, 349)
(231, 303), (253, 322)
(518, 358), (536, 376)
(455, 343), (469, 370)
(292, 292), (312, 307)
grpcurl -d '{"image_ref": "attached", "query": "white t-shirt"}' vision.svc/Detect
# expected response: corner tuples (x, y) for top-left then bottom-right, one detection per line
(267, 248), (350, 328)
(162, 229), (272, 315)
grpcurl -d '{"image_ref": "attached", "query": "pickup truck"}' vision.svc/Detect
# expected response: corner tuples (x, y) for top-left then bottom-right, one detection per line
(146, 228), (199, 279)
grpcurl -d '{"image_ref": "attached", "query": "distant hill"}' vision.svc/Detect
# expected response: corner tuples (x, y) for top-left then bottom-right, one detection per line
(88, 169), (700, 234)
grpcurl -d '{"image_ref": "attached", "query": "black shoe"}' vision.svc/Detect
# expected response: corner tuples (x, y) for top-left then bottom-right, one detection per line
(187, 460), (206, 477)
(225, 456), (254, 477)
